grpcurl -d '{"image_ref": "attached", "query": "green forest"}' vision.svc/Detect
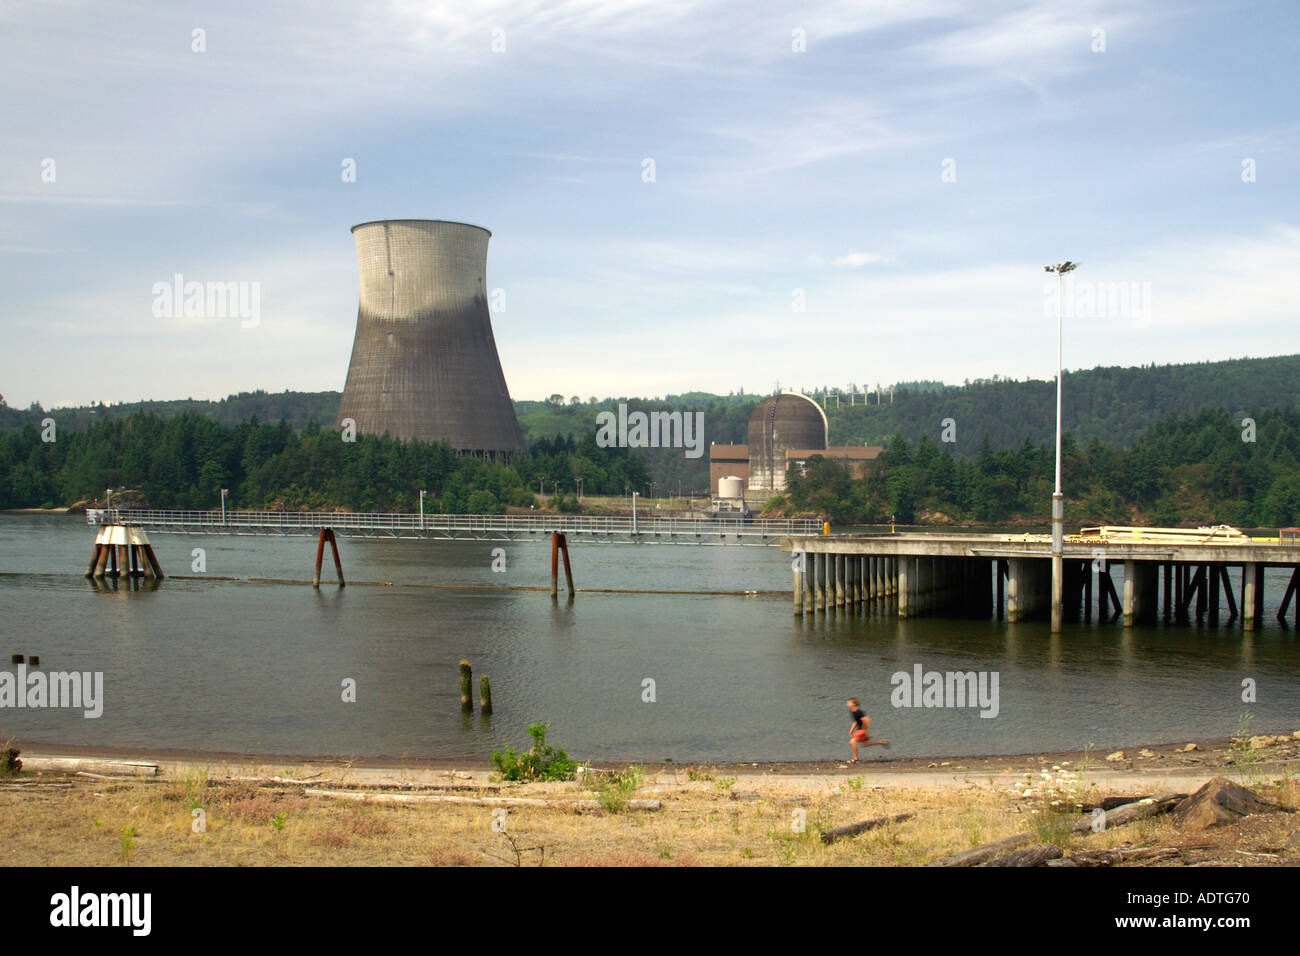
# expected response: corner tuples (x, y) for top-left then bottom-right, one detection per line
(775, 408), (1300, 528)
(3, 354), (1300, 526)
(0, 414), (649, 514)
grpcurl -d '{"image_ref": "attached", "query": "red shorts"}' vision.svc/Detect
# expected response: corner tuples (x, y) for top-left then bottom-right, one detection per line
(852, 729), (870, 742)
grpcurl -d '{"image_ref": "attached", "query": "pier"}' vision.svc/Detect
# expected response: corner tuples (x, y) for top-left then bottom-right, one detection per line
(105, 509), (820, 545)
(782, 527), (1300, 631)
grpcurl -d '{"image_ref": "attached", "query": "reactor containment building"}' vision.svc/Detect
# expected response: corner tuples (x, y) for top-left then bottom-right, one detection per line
(335, 219), (525, 458)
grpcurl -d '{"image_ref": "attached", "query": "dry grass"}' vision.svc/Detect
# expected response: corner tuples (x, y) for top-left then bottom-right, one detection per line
(0, 771), (1032, 867)
(3, 764), (1297, 866)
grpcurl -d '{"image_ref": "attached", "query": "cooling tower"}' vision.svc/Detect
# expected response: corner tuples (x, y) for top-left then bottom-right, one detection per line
(335, 219), (525, 457)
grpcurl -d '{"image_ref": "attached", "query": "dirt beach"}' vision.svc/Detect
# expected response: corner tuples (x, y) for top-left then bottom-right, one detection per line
(3, 733), (1298, 866)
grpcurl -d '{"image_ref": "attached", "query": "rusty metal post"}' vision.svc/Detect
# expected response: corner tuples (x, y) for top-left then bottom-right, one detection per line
(559, 533), (574, 596)
(313, 528), (344, 587)
(328, 530), (345, 587)
(313, 529), (327, 587)
(142, 544), (165, 579)
(550, 531), (559, 597)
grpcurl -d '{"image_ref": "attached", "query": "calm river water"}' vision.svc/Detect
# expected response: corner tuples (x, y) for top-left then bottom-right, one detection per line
(0, 514), (1295, 763)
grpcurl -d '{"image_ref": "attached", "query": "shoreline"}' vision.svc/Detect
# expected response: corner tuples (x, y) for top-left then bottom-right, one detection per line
(11, 731), (1298, 779)
(7, 733), (1298, 867)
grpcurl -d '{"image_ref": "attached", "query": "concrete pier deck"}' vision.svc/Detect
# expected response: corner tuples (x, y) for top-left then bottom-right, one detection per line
(781, 531), (1300, 630)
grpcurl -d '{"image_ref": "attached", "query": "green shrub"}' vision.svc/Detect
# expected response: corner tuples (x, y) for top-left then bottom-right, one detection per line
(594, 765), (644, 812)
(1, 740), (21, 777)
(491, 722), (577, 782)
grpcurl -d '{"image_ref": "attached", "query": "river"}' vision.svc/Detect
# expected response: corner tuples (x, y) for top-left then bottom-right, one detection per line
(0, 514), (1295, 763)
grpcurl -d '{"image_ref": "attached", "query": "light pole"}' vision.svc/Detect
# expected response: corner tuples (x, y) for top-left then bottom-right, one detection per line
(419, 489), (426, 530)
(1044, 260), (1079, 633)
(106, 488), (113, 520)
(220, 488), (228, 524)
(631, 491), (638, 535)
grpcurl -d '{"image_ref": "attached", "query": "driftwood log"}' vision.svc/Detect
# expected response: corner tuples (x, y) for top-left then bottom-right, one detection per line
(820, 812), (915, 844)
(1047, 846), (1181, 867)
(927, 793), (1187, 867)
(926, 832), (1035, 867)
(1080, 795), (1152, 812)
(18, 757), (158, 777)
(1070, 792), (1186, 832)
(984, 843), (1065, 867)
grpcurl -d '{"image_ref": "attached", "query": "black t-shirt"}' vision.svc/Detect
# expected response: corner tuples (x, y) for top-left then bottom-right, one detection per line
(850, 708), (865, 730)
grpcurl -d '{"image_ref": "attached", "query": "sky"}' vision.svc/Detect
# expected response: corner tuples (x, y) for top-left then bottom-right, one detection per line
(1, 0), (1297, 408)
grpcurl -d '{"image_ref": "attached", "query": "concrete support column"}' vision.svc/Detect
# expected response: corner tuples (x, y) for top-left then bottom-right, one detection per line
(800, 556), (811, 616)
(1006, 559), (1021, 622)
(835, 554), (845, 608)
(1123, 561), (1134, 626)
(793, 560), (804, 615)
(1243, 562), (1260, 631)
(1122, 561), (1159, 626)
(1051, 553), (1063, 632)
(898, 557), (911, 618)
(815, 553), (825, 612)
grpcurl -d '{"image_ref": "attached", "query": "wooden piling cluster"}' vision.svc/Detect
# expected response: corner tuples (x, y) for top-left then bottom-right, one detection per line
(787, 532), (1300, 630)
(458, 660), (493, 716)
(550, 531), (574, 598)
(85, 525), (164, 580)
(312, 528), (345, 588)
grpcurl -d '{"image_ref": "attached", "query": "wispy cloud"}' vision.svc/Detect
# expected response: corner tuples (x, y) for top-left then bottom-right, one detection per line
(832, 252), (892, 267)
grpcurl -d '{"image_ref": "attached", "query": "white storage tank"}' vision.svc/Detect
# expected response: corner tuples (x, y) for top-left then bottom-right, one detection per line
(718, 476), (744, 499)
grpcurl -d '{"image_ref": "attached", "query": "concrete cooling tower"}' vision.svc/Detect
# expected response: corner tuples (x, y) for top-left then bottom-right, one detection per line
(335, 219), (524, 457)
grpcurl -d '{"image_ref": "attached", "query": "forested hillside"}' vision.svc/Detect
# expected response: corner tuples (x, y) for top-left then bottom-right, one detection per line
(0, 413), (649, 513)
(4, 354), (1300, 504)
(824, 355), (1300, 451)
(775, 408), (1300, 528)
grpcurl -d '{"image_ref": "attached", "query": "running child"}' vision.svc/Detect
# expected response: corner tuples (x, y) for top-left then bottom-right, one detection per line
(846, 698), (889, 763)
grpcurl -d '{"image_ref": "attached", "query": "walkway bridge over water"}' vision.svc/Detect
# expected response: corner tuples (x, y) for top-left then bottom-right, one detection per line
(102, 509), (820, 546)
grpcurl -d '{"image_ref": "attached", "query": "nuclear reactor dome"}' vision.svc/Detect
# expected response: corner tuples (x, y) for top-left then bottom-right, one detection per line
(746, 391), (828, 492)
(335, 219), (524, 457)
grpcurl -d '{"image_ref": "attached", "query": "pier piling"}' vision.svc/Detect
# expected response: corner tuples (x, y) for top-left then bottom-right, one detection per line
(459, 660), (473, 714)
(313, 528), (345, 588)
(782, 528), (1298, 633)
